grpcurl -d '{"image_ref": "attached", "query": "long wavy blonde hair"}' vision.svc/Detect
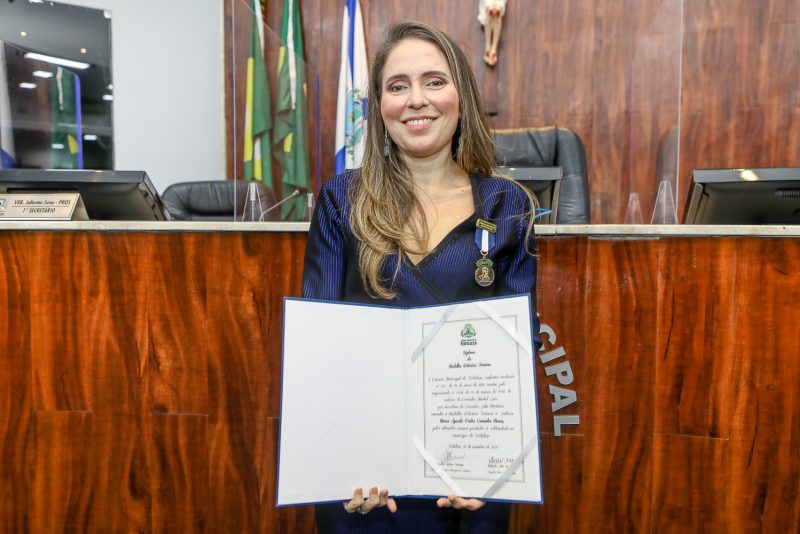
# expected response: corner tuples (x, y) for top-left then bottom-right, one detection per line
(351, 21), (519, 299)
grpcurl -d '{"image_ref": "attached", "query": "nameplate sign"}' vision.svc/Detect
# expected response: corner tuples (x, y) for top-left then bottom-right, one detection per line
(0, 193), (89, 221)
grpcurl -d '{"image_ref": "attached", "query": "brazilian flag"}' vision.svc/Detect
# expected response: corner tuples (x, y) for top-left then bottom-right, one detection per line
(273, 0), (310, 221)
(243, 0), (272, 185)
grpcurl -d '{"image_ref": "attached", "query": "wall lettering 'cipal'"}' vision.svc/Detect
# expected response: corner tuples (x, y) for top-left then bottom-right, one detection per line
(539, 323), (579, 436)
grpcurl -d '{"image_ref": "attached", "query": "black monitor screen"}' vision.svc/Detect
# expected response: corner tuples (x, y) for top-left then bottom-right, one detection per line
(683, 167), (800, 225)
(495, 167), (562, 224)
(0, 169), (171, 221)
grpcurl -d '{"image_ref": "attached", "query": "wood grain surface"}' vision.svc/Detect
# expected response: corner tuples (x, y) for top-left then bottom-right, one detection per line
(224, 0), (800, 223)
(2, 230), (799, 532)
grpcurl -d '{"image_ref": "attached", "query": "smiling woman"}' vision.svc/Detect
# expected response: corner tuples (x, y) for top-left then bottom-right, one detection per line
(301, 20), (541, 534)
(379, 38), (460, 162)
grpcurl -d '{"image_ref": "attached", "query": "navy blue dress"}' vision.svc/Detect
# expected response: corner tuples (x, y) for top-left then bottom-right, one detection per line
(302, 171), (540, 534)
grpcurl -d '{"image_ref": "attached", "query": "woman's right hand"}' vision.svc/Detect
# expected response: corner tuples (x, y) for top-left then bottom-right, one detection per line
(343, 487), (398, 514)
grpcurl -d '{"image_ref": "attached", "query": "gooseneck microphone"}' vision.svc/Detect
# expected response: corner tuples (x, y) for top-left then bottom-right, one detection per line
(258, 188), (302, 220)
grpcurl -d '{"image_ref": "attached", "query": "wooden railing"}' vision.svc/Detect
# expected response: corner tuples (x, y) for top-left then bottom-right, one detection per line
(1, 229), (797, 532)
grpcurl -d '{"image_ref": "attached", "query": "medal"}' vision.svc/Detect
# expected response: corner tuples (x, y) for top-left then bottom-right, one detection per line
(475, 257), (495, 287)
(474, 219), (496, 287)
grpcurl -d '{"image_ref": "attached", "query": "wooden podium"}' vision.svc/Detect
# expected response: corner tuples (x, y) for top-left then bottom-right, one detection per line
(1, 223), (797, 532)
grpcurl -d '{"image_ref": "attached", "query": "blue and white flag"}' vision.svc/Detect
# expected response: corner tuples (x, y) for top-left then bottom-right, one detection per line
(0, 42), (16, 169)
(334, 0), (368, 174)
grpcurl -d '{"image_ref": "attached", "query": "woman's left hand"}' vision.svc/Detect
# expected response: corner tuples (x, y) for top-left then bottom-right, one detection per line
(435, 495), (485, 510)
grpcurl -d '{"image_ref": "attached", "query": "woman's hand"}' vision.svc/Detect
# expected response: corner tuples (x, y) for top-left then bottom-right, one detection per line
(343, 487), (398, 514)
(436, 495), (485, 510)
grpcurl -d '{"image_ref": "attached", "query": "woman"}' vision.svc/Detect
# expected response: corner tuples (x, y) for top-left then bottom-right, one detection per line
(302, 21), (540, 533)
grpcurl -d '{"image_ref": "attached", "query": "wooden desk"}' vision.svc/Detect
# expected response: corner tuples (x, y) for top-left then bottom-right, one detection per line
(1, 223), (797, 532)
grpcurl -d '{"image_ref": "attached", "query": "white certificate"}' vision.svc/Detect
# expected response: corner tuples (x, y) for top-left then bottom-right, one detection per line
(277, 295), (542, 506)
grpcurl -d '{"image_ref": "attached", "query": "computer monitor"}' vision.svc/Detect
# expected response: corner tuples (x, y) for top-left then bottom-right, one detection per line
(683, 167), (800, 225)
(496, 166), (562, 224)
(0, 169), (172, 221)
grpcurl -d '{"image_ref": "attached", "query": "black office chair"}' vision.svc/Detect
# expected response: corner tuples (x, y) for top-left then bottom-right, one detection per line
(161, 180), (278, 221)
(493, 126), (591, 224)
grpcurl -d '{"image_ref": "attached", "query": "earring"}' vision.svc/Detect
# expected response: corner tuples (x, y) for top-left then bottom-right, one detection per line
(383, 130), (390, 157)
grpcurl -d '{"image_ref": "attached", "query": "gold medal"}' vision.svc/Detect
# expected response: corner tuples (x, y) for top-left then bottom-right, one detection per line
(474, 221), (496, 288)
(475, 257), (495, 287)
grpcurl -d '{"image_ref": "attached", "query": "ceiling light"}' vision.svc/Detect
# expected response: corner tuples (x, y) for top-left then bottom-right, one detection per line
(18, 82), (37, 89)
(24, 52), (90, 70)
(32, 70), (53, 78)
(20, 31), (28, 37)
(83, 134), (98, 141)
(51, 143), (64, 150)
(80, 48), (87, 54)
(102, 94), (114, 101)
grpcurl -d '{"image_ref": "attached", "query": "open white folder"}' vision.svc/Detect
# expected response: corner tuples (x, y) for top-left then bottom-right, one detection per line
(277, 294), (542, 506)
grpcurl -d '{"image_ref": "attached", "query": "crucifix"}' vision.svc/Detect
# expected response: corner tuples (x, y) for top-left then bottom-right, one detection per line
(478, 0), (507, 66)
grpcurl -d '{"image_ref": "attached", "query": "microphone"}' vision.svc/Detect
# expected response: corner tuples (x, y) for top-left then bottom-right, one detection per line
(259, 188), (302, 220)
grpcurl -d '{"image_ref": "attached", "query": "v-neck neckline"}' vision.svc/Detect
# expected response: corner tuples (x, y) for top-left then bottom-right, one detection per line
(404, 175), (481, 270)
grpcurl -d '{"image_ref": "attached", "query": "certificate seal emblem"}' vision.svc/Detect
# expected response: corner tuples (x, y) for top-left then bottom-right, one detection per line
(475, 258), (495, 287)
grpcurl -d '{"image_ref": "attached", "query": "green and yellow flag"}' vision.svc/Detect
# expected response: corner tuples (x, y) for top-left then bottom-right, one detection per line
(273, 0), (309, 221)
(243, 0), (272, 185)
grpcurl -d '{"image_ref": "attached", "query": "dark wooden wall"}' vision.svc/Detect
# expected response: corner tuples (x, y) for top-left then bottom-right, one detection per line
(225, 0), (800, 223)
(1, 229), (799, 532)
(678, 2), (800, 209)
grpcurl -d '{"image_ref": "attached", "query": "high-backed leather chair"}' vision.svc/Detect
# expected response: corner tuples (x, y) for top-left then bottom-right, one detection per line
(493, 126), (590, 224)
(161, 180), (278, 221)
